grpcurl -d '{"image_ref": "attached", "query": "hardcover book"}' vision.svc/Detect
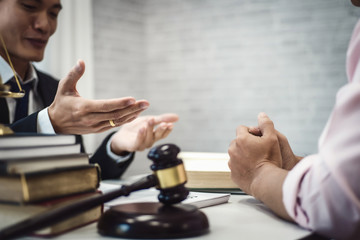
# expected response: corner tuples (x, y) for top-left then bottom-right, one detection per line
(0, 191), (103, 237)
(0, 153), (89, 174)
(0, 144), (81, 160)
(0, 133), (76, 148)
(0, 164), (100, 204)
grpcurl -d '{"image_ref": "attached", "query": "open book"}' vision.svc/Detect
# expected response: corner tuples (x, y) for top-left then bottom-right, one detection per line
(99, 182), (230, 209)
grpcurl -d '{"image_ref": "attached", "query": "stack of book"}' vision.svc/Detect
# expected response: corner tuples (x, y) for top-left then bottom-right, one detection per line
(0, 133), (102, 237)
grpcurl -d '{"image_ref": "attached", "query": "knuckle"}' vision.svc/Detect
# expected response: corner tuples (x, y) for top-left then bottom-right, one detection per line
(71, 102), (87, 118)
(70, 109), (82, 122)
(236, 134), (247, 143)
(114, 113), (129, 123)
(228, 143), (237, 157)
(146, 143), (153, 149)
(227, 159), (232, 169)
(268, 135), (278, 145)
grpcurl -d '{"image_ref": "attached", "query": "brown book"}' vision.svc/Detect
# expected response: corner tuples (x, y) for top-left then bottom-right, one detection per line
(0, 191), (103, 237)
(0, 164), (100, 204)
(179, 152), (239, 189)
(0, 153), (90, 174)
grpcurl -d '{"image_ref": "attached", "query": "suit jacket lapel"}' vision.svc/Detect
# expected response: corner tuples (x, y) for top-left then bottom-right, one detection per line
(36, 70), (59, 107)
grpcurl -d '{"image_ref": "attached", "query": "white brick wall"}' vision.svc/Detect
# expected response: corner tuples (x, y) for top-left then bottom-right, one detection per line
(93, 0), (360, 176)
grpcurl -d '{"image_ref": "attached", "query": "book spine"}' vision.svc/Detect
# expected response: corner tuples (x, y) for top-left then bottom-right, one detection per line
(20, 173), (30, 202)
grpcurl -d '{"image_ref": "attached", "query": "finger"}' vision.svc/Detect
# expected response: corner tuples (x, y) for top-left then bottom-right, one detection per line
(121, 115), (139, 125)
(97, 113), (141, 133)
(86, 98), (148, 113)
(80, 120), (113, 134)
(236, 125), (251, 137)
(249, 126), (262, 136)
(111, 111), (143, 127)
(84, 102), (148, 124)
(227, 159), (233, 172)
(257, 112), (275, 137)
(75, 107), (142, 130)
(159, 124), (173, 139)
(134, 127), (147, 151)
(59, 59), (85, 95)
(143, 118), (157, 148)
(153, 113), (179, 124)
(159, 128), (172, 140)
(154, 123), (172, 141)
(227, 139), (238, 163)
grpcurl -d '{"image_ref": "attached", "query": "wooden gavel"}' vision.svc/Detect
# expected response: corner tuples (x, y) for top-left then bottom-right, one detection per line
(0, 144), (190, 240)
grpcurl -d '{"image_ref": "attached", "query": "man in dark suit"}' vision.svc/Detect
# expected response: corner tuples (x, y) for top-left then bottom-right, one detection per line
(0, 0), (178, 179)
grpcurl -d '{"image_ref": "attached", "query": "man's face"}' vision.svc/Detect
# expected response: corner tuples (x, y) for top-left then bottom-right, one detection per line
(0, 0), (62, 63)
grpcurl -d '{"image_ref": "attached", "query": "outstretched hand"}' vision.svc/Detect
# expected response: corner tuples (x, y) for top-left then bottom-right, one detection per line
(48, 60), (150, 135)
(110, 113), (179, 155)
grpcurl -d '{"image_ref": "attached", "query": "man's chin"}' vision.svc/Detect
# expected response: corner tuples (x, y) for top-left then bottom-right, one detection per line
(24, 53), (45, 62)
(32, 57), (44, 62)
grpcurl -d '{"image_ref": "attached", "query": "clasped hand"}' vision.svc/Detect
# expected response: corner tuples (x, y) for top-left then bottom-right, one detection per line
(228, 113), (297, 220)
(228, 112), (283, 196)
(228, 112), (303, 196)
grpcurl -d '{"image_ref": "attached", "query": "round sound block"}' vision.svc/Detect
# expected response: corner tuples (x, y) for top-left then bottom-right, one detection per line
(97, 202), (210, 239)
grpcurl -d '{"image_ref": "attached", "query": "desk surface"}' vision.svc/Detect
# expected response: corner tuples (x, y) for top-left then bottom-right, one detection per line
(21, 194), (311, 240)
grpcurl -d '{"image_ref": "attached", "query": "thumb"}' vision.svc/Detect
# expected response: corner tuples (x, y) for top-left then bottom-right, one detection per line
(59, 59), (85, 94)
(257, 112), (275, 137)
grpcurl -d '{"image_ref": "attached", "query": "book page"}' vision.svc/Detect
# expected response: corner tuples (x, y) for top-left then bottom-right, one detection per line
(179, 152), (230, 172)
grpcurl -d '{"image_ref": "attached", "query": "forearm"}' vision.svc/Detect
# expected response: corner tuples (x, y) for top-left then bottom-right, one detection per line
(251, 163), (293, 221)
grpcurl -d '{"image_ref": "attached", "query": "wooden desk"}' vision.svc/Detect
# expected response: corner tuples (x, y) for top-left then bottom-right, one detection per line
(21, 194), (311, 240)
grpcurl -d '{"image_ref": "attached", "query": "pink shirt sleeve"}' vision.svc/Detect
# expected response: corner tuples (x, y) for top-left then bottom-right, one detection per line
(282, 20), (360, 240)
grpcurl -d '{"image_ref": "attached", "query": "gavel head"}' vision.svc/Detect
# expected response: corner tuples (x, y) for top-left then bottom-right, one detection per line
(148, 144), (189, 205)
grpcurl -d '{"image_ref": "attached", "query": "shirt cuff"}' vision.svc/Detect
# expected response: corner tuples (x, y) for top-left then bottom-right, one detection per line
(37, 107), (56, 134)
(106, 135), (133, 164)
(282, 154), (317, 228)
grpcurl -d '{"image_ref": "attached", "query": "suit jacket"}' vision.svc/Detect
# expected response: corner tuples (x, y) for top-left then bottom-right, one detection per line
(0, 69), (134, 180)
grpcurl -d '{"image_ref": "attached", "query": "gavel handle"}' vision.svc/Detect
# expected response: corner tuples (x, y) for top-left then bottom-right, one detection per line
(0, 174), (158, 240)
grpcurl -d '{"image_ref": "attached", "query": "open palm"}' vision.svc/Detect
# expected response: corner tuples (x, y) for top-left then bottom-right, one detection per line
(110, 113), (179, 154)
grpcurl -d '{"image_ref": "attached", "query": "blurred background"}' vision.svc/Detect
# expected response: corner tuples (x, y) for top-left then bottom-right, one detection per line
(36, 0), (360, 177)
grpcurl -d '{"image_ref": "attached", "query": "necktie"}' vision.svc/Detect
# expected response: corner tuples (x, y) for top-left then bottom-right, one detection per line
(8, 80), (32, 122)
